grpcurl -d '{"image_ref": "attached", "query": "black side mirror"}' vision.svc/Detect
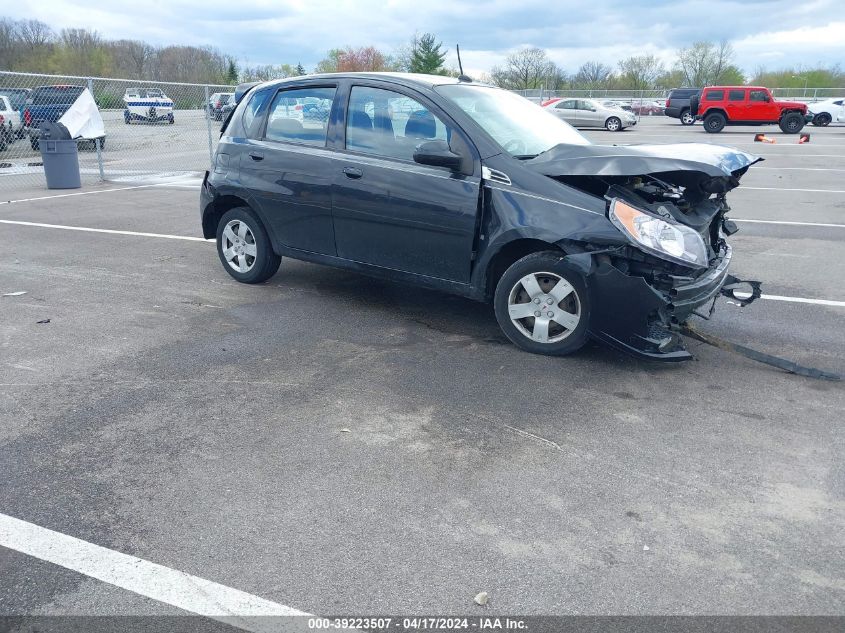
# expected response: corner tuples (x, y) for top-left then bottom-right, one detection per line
(413, 140), (462, 171)
(764, 95), (771, 102)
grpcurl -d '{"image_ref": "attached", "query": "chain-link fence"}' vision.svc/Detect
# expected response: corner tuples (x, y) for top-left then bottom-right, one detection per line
(513, 87), (845, 104)
(0, 70), (233, 194)
(2, 70), (844, 197)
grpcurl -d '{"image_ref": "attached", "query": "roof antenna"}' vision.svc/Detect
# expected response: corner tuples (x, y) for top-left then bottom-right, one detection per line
(456, 44), (472, 82)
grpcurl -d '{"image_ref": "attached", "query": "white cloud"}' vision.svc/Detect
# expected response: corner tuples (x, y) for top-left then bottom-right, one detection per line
(5, 0), (844, 74)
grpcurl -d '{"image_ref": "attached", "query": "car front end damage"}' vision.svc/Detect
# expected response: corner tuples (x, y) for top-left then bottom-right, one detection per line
(526, 142), (764, 360)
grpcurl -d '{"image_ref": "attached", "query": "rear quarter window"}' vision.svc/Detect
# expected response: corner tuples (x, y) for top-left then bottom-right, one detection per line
(241, 89), (274, 139)
(705, 90), (724, 101)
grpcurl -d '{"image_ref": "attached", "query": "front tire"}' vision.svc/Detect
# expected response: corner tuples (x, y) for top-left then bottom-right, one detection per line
(703, 112), (726, 133)
(812, 113), (831, 127)
(779, 112), (805, 134)
(493, 251), (590, 357)
(605, 116), (622, 132)
(216, 207), (281, 284)
(680, 109), (695, 125)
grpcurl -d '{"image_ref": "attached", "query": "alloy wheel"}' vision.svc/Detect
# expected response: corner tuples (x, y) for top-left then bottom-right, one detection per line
(221, 219), (257, 273)
(507, 272), (581, 343)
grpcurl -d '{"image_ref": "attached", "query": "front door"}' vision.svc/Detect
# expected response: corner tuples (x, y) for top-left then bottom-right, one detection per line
(748, 89), (779, 122)
(331, 84), (481, 283)
(577, 100), (602, 126)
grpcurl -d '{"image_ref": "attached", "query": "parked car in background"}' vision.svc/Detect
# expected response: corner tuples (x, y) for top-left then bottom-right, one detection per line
(0, 95), (22, 146)
(24, 84), (106, 150)
(123, 87), (175, 124)
(664, 88), (700, 125)
(0, 87), (30, 136)
(808, 98), (845, 126)
(202, 73), (761, 361)
(630, 99), (665, 116)
(545, 98), (637, 131)
(692, 86), (811, 133)
(603, 100), (635, 113)
(208, 93), (234, 120)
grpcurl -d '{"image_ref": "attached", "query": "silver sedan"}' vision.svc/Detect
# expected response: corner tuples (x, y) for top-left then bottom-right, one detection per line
(544, 98), (638, 131)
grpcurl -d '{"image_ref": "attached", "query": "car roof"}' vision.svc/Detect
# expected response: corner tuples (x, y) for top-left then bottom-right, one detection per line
(259, 72), (467, 91)
(706, 86), (764, 90)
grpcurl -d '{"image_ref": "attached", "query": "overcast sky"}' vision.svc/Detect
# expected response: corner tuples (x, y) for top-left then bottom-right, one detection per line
(7, 0), (844, 75)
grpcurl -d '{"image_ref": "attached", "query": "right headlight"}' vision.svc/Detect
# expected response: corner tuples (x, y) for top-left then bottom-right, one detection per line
(608, 198), (708, 269)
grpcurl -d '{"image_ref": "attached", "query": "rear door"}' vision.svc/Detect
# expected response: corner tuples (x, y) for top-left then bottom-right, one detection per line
(239, 83), (339, 255)
(726, 89), (748, 121)
(331, 82), (481, 282)
(553, 99), (578, 124)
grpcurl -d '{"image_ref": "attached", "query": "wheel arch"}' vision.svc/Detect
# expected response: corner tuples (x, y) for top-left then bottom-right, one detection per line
(481, 238), (567, 301)
(202, 194), (254, 239)
(702, 108), (727, 119)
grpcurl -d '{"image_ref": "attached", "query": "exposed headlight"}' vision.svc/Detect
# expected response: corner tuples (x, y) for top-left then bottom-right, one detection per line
(608, 199), (708, 269)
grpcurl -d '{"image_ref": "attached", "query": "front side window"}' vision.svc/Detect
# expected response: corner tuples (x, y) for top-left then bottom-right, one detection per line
(749, 90), (768, 102)
(437, 83), (589, 157)
(705, 90), (724, 101)
(346, 86), (449, 161)
(265, 86), (336, 146)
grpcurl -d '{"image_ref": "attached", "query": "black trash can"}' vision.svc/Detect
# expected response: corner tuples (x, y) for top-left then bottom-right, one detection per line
(39, 122), (81, 190)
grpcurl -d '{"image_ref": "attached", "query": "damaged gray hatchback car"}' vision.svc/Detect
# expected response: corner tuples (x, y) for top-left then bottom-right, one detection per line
(201, 73), (762, 361)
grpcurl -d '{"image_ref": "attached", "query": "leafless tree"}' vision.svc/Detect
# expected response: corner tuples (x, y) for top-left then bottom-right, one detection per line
(490, 47), (561, 90)
(573, 61), (613, 89)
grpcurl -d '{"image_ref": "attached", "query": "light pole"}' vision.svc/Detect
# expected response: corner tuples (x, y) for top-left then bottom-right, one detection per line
(792, 75), (809, 97)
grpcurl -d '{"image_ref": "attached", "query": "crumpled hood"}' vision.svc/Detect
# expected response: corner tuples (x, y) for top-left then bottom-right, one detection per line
(526, 142), (763, 179)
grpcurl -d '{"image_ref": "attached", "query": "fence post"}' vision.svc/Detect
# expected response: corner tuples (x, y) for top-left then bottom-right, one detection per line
(204, 85), (213, 165)
(88, 77), (105, 181)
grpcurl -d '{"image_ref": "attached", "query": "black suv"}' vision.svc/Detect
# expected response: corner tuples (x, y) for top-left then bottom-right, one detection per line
(664, 88), (701, 125)
(201, 73), (761, 361)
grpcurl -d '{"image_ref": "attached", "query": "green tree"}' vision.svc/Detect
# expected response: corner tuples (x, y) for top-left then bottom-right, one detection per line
(616, 54), (664, 90)
(295, 62), (305, 76)
(409, 33), (447, 75)
(226, 59), (238, 84)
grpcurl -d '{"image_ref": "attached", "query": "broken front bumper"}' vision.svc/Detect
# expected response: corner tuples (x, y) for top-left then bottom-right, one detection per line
(586, 245), (733, 361)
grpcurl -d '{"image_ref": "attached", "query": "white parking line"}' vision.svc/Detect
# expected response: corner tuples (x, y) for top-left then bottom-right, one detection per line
(0, 219), (213, 242)
(740, 186), (845, 193)
(735, 219), (845, 228)
(0, 512), (309, 631)
(753, 167), (845, 172)
(0, 184), (166, 205)
(2, 218), (843, 308)
(758, 294), (845, 307)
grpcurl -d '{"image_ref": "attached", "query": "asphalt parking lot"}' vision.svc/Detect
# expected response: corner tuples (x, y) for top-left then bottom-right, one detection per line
(1, 117), (844, 626)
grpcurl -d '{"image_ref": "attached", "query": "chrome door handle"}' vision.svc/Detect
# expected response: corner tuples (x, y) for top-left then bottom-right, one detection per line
(342, 167), (363, 179)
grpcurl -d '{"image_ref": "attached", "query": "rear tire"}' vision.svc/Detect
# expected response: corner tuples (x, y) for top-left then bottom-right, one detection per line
(779, 112), (805, 134)
(493, 251), (590, 357)
(680, 109), (695, 125)
(703, 112), (726, 133)
(812, 112), (831, 127)
(216, 207), (281, 284)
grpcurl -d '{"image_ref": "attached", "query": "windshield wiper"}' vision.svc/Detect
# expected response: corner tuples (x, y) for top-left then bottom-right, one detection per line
(513, 154), (538, 160)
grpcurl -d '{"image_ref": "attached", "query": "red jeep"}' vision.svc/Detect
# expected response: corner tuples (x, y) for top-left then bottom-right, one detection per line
(692, 86), (810, 134)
